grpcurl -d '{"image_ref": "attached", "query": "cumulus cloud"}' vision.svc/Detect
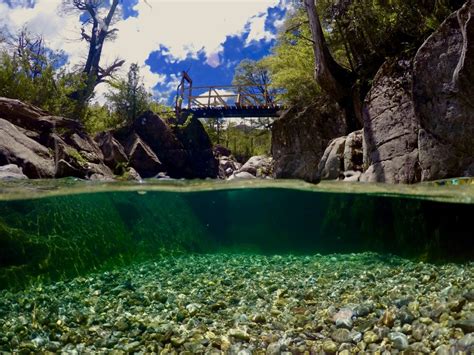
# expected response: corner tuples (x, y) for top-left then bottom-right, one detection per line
(1, 0), (286, 101)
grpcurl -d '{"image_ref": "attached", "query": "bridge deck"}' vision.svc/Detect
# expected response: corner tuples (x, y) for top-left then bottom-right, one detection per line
(184, 105), (284, 118)
(175, 72), (285, 119)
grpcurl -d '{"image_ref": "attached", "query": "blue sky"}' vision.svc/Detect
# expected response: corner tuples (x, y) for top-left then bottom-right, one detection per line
(1, 0), (288, 104)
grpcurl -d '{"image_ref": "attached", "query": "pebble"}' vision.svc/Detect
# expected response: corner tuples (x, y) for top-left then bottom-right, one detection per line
(363, 330), (379, 344)
(0, 253), (471, 354)
(388, 332), (409, 350)
(331, 328), (351, 343)
(322, 340), (338, 353)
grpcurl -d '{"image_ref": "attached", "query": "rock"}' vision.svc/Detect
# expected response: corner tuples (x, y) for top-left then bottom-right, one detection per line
(123, 341), (141, 352)
(322, 340), (338, 353)
(228, 171), (256, 180)
(0, 164), (28, 179)
(343, 130), (363, 172)
(353, 304), (373, 317)
(113, 111), (217, 179)
(380, 309), (396, 327)
(363, 330), (379, 344)
(271, 97), (346, 182)
(123, 167), (142, 181)
(251, 313), (266, 324)
(266, 342), (281, 355)
(452, 318), (474, 333)
(124, 133), (164, 178)
(174, 116), (218, 178)
(317, 136), (346, 180)
(413, 1), (474, 180)
(457, 333), (474, 353)
(331, 328), (352, 343)
(95, 131), (128, 172)
(361, 59), (421, 183)
(228, 329), (250, 342)
(238, 155), (273, 178)
(0, 118), (55, 178)
(333, 308), (354, 329)
(388, 332), (409, 350)
(218, 156), (241, 178)
(342, 170), (361, 182)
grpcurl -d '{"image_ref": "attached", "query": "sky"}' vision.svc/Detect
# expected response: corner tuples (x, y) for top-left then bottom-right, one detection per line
(0, 0), (289, 104)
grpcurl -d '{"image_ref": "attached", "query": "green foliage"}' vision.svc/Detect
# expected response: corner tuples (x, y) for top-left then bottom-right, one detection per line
(149, 102), (176, 124)
(259, 0), (462, 106)
(0, 31), (83, 117)
(202, 118), (272, 162)
(260, 8), (320, 105)
(105, 63), (152, 125)
(82, 103), (122, 134)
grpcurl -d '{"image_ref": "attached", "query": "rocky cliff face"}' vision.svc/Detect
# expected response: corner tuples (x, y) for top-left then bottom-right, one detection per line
(0, 99), (217, 180)
(274, 1), (473, 183)
(271, 97), (346, 181)
(108, 111), (218, 179)
(361, 1), (473, 182)
(0, 98), (112, 179)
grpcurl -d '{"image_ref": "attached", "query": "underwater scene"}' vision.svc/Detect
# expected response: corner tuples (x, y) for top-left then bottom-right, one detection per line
(0, 180), (473, 354)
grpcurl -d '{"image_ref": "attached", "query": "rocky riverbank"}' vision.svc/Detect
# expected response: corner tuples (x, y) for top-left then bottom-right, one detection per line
(0, 253), (472, 353)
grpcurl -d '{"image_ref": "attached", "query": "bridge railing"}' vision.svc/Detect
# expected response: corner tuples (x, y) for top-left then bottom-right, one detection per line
(186, 84), (279, 109)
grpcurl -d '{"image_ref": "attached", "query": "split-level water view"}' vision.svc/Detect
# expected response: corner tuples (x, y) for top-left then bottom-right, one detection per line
(0, 180), (473, 353)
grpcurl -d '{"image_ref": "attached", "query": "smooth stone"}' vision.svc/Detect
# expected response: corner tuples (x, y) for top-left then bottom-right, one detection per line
(266, 342), (281, 355)
(228, 329), (250, 342)
(363, 331), (379, 344)
(452, 319), (474, 333)
(457, 333), (474, 350)
(322, 340), (338, 354)
(123, 341), (141, 352)
(331, 328), (352, 343)
(388, 332), (409, 350)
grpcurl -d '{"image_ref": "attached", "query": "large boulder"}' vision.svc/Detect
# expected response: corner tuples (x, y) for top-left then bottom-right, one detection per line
(0, 118), (55, 178)
(316, 129), (364, 181)
(271, 97), (346, 181)
(413, 0), (474, 180)
(238, 155), (273, 178)
(124, 133), (163, 178)
(0, 164), (28, 180)
(316, 136), (346, 180)
(360, 59), (421, 183)
(95, 131), (128, 172)
(112, 112), (218, 179)
(175, 117), (218, 178)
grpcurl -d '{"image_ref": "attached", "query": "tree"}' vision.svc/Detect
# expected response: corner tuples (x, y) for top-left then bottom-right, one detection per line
(232, 59), (276, 130)
(232, 59), (276, 104)
(0, 28), (81, 116)
(63, 0), (125, 117)
(105, 63), (151, 125)
(303, 0), (360, 133)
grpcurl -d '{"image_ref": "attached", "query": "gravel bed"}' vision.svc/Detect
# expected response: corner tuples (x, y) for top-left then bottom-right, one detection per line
(0, 253), (473, 354)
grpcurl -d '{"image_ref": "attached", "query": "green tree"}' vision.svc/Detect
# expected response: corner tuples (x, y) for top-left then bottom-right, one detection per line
(232, 59), (278, 105)
(105, 63), (151, 125)
(0, 29), (82, 116)
(261, 7), (320, 105)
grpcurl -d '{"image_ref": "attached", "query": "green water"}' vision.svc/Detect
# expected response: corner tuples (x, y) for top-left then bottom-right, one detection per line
(0, 179), (473, 353)
(0, 179), (473, 288)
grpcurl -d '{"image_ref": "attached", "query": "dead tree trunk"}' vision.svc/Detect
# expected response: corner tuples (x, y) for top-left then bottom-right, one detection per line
(303, 0), (361, 133)
(69, 0), (124, 118)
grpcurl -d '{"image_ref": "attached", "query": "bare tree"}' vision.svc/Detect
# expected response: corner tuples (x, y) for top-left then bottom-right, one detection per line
(63, 0), (125, 117)
(303, 0), (361, 132)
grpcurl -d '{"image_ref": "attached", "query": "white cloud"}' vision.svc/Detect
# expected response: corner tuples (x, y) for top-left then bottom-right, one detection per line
(245, 13), (275, 45)
(1, 0), (285, 101)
